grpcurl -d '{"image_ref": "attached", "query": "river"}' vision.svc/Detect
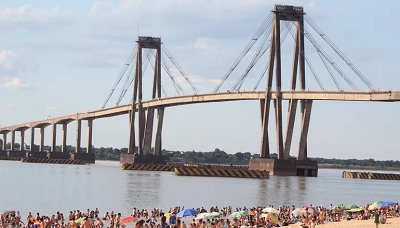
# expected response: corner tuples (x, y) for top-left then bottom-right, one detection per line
(1, 160), (399, 218)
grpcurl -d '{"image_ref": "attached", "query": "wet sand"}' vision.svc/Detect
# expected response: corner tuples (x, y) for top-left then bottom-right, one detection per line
(289, 217), (400, 228)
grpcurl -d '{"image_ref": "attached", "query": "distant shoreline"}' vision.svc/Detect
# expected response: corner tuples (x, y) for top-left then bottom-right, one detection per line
(318, 164), (400, 172)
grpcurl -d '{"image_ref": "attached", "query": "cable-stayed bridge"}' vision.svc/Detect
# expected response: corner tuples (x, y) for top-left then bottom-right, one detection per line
(0, 5), (399, 176)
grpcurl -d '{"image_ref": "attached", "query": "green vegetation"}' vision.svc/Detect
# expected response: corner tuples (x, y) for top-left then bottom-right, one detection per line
(2, 141), (400, 170)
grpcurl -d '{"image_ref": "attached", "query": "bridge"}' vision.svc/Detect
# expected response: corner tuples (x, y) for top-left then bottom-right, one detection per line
(0, 5), (398, 176)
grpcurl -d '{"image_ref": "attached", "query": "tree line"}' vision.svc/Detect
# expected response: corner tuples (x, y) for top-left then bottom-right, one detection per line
(1, 139), (399, 169)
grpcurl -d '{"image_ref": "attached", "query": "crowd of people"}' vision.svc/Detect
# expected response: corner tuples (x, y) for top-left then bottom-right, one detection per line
(0, 203), (398, 228)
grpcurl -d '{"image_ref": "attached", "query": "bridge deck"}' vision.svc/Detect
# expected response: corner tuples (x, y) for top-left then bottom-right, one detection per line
(1, 90), (400, 132)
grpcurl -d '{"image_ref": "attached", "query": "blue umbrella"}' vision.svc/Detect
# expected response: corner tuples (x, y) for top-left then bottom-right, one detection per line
(377, 201), (396, 209)
(176, 209), (198, 218)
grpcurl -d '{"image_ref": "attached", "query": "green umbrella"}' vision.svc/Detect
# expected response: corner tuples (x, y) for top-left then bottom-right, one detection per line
(343, 205), (361, 210)
(75, 217), (93, 224)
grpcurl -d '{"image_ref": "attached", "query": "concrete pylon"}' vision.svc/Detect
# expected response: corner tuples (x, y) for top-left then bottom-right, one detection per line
(128, 37), (163, 155)
(252, 5), (317, 176)
(259, 5), (311, 160)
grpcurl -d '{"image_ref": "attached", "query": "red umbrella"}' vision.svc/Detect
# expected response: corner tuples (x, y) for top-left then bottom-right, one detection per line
(120, 216), (138, 224)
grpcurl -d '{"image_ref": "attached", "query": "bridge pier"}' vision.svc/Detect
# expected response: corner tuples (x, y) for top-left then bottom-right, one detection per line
(10, 130), (15, 151)
(120, 153), (166, 165)
(2, 133), (7, 151)
(255, 5), (318, 176)
(249, 158), (318, 177)
(127, 36), (164, 159)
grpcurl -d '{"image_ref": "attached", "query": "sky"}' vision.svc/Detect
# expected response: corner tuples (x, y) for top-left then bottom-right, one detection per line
(1, 0), (400, 161)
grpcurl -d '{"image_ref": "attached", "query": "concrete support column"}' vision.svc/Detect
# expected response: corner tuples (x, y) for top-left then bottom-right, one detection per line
(20, 130), (25, 151)
(76, 120), (81, 153)
(283, 99), (298, 159)
(10, 130), (15, 151)
(128, 110), (136, 154)
(52, 124), (57, 152)
(30, 128), (35, 152)
(298, 100), (313, 160)
(136, 40), (145, 155)
(260, 20), (276, 159)
(143, 108), (155, 155)
(87, 119), (93, 153)
(2, 133), (6, 151)
(40, 127), (45, 152)
(154, 107), (164, 155)
(273, 12), (284, 160)
(61, 123), (67, 152)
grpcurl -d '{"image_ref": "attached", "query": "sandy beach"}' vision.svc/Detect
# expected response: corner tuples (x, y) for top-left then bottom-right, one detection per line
(288, 217), (400, 228)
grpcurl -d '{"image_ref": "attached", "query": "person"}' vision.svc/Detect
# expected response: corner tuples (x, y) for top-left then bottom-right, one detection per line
(27, 212), (33, 222)
(115, 213), (121, 228)
(135, 220), (145, 228)
(169, 213), (176, 226)
(80, 217), (91, 228)
(95, 218), (103, 228)
(160, 213), (167, 228)
(67, 218), (76, 228)
(103, 212), (110, 220)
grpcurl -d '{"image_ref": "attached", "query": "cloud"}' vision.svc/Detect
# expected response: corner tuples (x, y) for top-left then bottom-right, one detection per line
(0, 4), (79, 31)
(7, 103), (16, 108)
(0, 50), (19, 75)
(0, 78), (30, 89)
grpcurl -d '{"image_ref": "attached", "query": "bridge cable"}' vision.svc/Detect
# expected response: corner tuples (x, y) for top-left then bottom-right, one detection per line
(303, 25), (357, 90)
(162, 44), (199, 94)
(101, 44), (136, 109)
(282, 12), (354, 90)
(251, 21), (297, 91)
(285, 19), (325, 90)
(115, 55), (137, 105)
(122, 50), (151, 105)
(305, 15), (374, 90)
(250, 21), (293, 91)
(235, 20), (292, 91)
(283, 13), (329, 90)
(146, 49), (186, 97)
(252, 59), (270, 91)
(302, 25), (343, 90)
(231, 18), (274, 91)
(160, 51), (185, 96)
(213, 12), (273, 93)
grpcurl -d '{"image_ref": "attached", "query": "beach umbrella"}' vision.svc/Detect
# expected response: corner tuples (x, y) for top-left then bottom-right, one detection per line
(195, 212), (211, 220)
(230, 212), (242, 218)
(120, 216), (138, 224)
(164, 213), (173, 220)
(348, 207), (363, 212)
(75, 217), (94, 224)
(343, 205), (361, 210)
(301, 206), (314, 213)
(240, 210), (254, 216)
(377, 201), (396, 209)
(291, 208), (302, 217)
(75, 217), (85, 224)
(262, 213), (279, 223)
(4, 210), (15, 215)
(209, 212), (221, 218)
(176, 209), (198, 218)
(262, 207), (279, 214)
(369, 201), (383, 210)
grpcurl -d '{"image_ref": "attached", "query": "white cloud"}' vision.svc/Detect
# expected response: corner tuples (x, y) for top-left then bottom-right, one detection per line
(0, 4), (79, 31)
(0, 78), (30, 89)
(0, 50), (19, 75)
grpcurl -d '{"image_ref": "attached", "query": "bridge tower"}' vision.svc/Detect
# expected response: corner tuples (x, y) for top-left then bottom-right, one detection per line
(249, 5), (318, 176)
(122, 36), (166, 165)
